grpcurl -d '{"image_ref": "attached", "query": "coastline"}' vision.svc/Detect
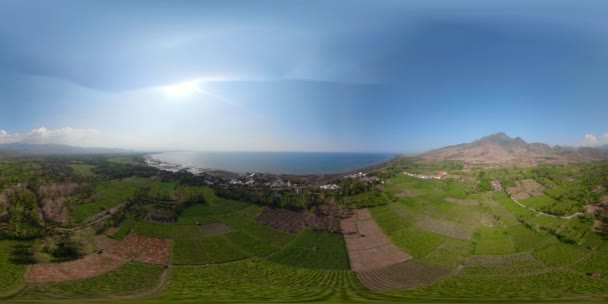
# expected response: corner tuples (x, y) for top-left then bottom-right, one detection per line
(144, 152), (400, 179)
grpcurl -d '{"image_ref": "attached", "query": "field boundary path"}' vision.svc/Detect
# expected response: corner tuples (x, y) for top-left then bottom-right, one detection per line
(510, 196), (584, 219)
(56, 201), (129, 233)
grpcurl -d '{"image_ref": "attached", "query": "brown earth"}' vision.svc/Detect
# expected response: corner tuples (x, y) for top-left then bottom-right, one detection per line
(419, 132), (600, 165)
(135, 238), (172, 264)
(200, 222), (231, 237)
(341, 208), (411, 272)
(356, 260), (453, 290)
(507, 179), (545, 200)
(26, 233), (171, 283)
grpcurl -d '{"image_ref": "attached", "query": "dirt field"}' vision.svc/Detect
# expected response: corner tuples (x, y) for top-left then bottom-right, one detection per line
(342, 208), (412, 271)
(135, 238), (172, 264)
(356, 260), (453, 290)
(93, 234), (117, 250)
(26, 254), (125, 283)
(105, 233), (150, 259)
(26, 233), (171, 283)
(507, 179), (545, 200)
(200, 222), (231, 237)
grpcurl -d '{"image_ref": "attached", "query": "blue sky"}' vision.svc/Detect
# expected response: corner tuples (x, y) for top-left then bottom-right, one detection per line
(0, 0), (607, 152)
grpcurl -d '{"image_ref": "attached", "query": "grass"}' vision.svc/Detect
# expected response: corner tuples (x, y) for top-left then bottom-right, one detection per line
(224, 231), (279, 257)
(398, 270), (608, 301)
(171, 236), (249, 265)
(421, 239), (472, 269)
(569, 251), (608, 274)
(16, 262), (164, 300)
(69, 163), (96, 177)
(123, 177), (177, 201)
(267, 230), (349, 270)
(532, 242), (590, 267)
(71, 180), (138, 223)
(473, 226), (515, 255)
(0, 241), (26, 296)
(389, 226), (447, 258)
(158, 258), (366, 302)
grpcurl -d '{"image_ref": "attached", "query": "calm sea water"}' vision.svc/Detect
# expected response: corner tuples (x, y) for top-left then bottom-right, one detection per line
(146, 151), (395, 175)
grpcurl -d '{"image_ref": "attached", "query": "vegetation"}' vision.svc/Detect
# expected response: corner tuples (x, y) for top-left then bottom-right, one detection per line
(16, 262), (164, 299)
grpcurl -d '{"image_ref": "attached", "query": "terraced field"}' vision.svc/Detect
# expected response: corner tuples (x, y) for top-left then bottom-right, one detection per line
(356, 260), (453, 290)
(0, 240), (27, 296)
(268, 230), (349, 270)
(16, 262), (164, 300)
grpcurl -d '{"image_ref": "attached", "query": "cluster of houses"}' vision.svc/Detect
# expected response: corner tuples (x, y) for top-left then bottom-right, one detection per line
(403, 171), (448, 180)
(491, 180), (502, 191)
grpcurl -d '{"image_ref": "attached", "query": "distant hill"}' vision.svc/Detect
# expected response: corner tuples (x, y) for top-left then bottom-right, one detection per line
(0, 143), (135, 155)
(420, 132), (608, 165)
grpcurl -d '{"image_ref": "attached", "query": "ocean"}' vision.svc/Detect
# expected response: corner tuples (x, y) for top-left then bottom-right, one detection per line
(145, 151), (396, 175)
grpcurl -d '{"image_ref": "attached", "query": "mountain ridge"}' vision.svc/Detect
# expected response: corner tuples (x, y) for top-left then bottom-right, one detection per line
(0, 143), (136, 155)
(420, 132), (608, 165)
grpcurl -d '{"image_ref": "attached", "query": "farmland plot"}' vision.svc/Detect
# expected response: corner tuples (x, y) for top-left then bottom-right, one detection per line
(342, 209), (411, 271)
(18, 262), (164, 300)
(473, 226), (514, 255)
(462, 252), (546, 276)
(357, 260), (453, 291)
(0, 240), (26, 294)
(268, 230), (349, 270)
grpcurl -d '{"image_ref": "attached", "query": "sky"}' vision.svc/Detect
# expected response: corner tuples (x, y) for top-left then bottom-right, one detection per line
(0, 0), (607, 153)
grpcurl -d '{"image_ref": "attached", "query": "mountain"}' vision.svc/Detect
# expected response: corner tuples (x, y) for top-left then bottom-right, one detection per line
(420, 132), (608, 165)
(0, 143), (135, 155)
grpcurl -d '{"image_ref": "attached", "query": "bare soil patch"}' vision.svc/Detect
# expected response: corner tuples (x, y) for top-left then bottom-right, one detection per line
(342, 208), (412, 272)
(356, 260), (453, 290)
(93, 234), (117, 250)
(200, 222), (231, 237)
(26, 233), (171, 283)
(508, 179), (545, 200)
(105, 233), (149, 259)
(135, 238), (172, 264)
(143, 213), (176, 223)
(26, 254), (124, 283)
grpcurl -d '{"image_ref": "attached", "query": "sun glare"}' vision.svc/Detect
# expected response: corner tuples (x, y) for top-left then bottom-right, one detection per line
(160, 79), (203, 98)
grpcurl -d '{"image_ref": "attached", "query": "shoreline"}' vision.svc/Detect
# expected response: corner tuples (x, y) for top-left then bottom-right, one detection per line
(144, 153), (400, 179)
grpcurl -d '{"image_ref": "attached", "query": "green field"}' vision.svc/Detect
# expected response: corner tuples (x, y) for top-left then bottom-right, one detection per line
(16, 262), (164, 300)
(69, 163), (97, 177)
(0, 241), (27, 296)
(71, 180), (138, 223)
(268, 230), (350, 270)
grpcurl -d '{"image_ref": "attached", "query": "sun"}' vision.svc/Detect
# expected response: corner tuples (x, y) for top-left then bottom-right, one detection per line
(159, 79), (203, 98)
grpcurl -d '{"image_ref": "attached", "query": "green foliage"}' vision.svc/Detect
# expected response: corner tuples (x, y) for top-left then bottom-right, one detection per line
(72, 180), (137, 223)
(172, 236), (249, 265)
(532, 242), (590, 267)
(390, 226), (447, 258)
(16, 262), (163, 299)
(473, 226), (514, 255)
(0, 241), (27, 295)
(159, 259), (363, 302)
(225, 231), (279, 257)
(68, 163), (96, 177)
(267, 230), (349, 270)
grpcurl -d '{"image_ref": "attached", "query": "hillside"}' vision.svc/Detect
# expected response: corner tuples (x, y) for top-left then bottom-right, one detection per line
(420, 132), (607, 165)
(0, 143), (135, 156)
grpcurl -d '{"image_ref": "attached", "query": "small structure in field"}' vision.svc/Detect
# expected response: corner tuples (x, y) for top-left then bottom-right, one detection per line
(432, 171), (448, 179)
(491, 180), (502, 191)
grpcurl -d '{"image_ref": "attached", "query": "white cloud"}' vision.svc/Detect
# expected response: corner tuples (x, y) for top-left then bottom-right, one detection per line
(581, 133), (608, 147)
(0, 127), (100, 146)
